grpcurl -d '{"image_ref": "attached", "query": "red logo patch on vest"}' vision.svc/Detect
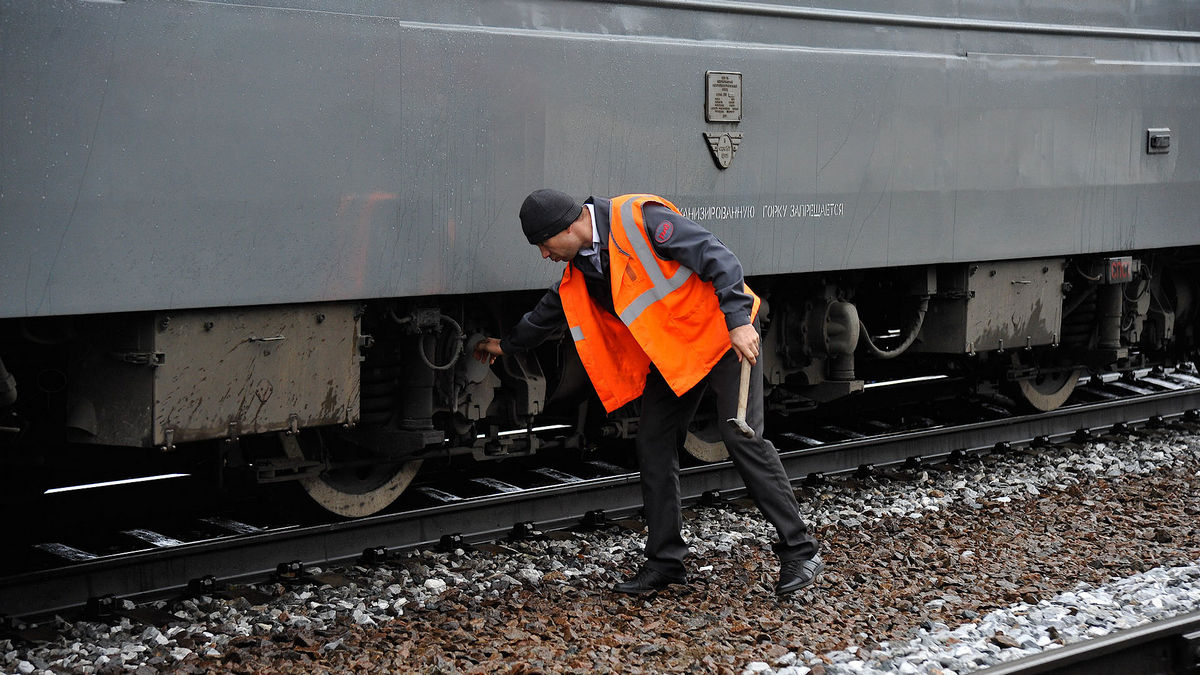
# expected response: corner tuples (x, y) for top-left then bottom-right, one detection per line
(654, 221), (674, 243)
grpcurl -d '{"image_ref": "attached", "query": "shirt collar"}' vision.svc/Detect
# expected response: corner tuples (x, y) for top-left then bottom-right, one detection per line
(575, 203), (604, 274)
(580, 203), (600, 255)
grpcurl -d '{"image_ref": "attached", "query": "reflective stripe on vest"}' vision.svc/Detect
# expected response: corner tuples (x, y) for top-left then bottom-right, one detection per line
(615, 197), (694, 325)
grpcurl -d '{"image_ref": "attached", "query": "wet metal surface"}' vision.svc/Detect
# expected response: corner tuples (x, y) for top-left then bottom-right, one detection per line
(3, 1), (1197, 318)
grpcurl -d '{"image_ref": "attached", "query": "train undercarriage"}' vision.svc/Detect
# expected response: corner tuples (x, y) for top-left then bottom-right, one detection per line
(2, 247), (1198, 517)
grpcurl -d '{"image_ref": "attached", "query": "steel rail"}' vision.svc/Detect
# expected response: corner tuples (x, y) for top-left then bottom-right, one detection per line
(977, 609), (1200, 674)
(2, 387), (1199, 619)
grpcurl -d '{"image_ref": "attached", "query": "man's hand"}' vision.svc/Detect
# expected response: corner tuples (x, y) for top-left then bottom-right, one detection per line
(473, 337), (504, 365)
(729, 324), (759, 365)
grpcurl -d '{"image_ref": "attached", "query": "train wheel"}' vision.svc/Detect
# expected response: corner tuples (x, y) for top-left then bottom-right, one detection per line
(683, 418), (730, 462)
(280, 432), (422, 518)
(1008, 352), (1083, 412)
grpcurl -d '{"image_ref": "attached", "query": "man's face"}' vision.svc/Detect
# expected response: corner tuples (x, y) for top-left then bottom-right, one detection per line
(536, 225), (582, 263)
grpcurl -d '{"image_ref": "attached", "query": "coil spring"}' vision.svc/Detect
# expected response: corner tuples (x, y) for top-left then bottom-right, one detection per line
(1061, 293), (1097, 347)
(360, 362), (402, 426)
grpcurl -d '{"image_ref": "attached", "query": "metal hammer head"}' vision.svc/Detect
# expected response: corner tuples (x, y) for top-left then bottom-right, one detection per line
(726, 417), (754, 438)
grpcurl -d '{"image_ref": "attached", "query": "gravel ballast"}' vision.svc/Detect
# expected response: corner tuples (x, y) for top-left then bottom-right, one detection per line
(3, 425), (1199, 674)
(760, 561), (1200, 675)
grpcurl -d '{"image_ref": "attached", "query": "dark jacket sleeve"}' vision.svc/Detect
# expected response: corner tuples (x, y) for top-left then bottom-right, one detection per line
(641, 204), (755, 330)
(499, 279), (566, 353)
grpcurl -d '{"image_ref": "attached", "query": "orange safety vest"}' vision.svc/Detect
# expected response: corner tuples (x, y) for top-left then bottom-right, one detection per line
(559, 194), (760, 412)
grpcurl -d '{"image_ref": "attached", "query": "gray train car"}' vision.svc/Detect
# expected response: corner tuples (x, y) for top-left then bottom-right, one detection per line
(3, 0), (1198, 515)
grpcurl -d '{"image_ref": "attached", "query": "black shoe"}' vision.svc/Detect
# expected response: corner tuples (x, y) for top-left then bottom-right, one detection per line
(775, 554), (823, 595)
(613, 566), (687, 595)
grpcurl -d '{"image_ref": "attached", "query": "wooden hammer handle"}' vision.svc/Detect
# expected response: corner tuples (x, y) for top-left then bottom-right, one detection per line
(735, 357), (751, 423)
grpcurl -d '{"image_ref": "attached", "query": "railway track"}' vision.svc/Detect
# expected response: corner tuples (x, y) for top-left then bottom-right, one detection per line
(2, 365), (1200, 621)
(978, 609), (1200, 675)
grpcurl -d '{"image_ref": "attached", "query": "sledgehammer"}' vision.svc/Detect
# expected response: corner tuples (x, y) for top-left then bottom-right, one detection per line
(726, 358), (755, 438)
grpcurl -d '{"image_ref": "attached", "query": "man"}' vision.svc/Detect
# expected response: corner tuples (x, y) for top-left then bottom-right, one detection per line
(473, 189), (822, 595)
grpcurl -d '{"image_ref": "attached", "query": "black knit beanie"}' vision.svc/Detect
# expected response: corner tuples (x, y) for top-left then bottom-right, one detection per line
(519, 189), (582, 244)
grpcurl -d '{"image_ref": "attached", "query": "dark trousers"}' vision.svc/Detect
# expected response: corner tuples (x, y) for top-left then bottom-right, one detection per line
(635, 331), (818, 577)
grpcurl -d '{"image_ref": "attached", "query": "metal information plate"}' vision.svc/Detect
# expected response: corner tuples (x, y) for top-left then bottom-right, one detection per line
(705, 71), (742, 122)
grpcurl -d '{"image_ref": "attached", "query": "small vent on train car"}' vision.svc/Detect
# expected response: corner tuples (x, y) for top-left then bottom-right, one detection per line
(1147, 128), (1171, 154)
